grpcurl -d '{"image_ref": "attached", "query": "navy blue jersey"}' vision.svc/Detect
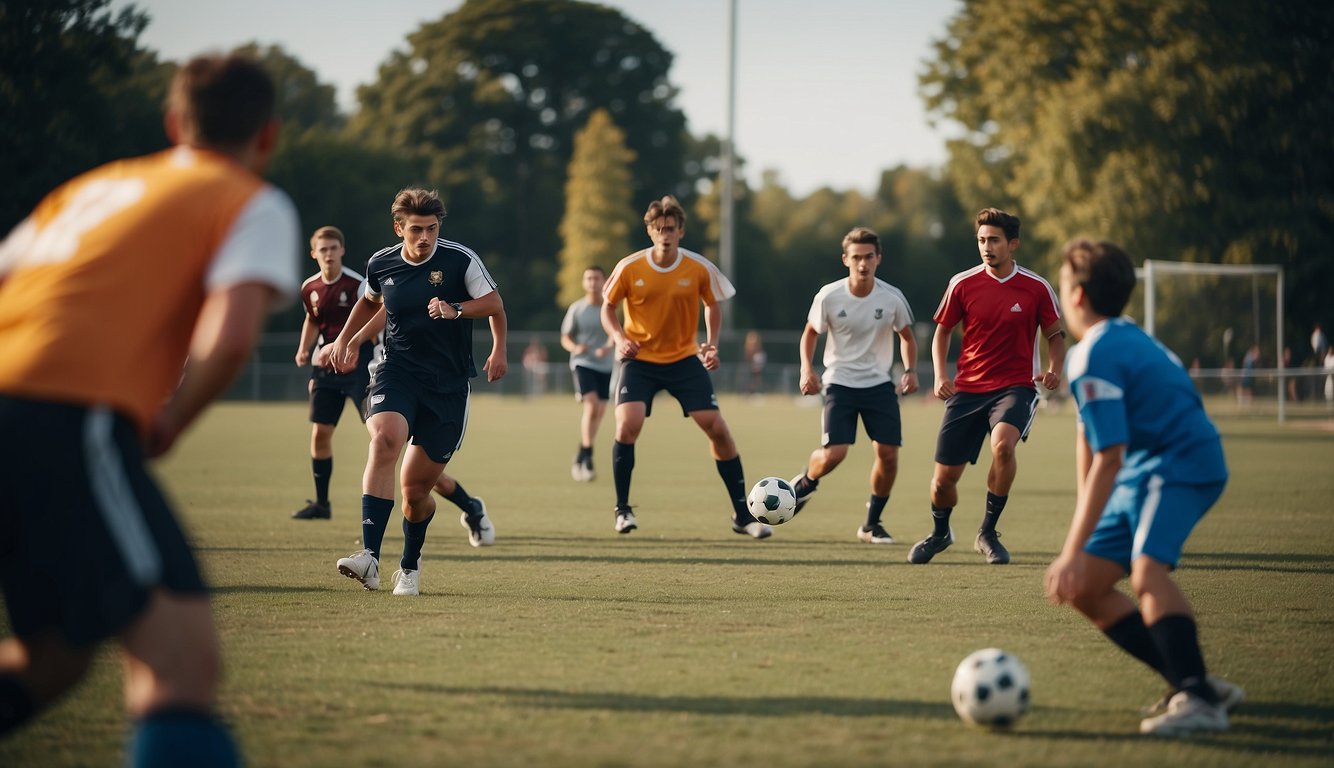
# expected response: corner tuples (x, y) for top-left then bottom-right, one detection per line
(1067, 317), (1227, 485)
(365, 238), (497, 389)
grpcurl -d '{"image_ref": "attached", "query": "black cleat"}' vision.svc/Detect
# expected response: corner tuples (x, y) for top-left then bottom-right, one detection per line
(907, 528), (954, 564)
(974, 528), (1011, 564)
(789, 473), (817, 515)
(292, 500), (331, 520)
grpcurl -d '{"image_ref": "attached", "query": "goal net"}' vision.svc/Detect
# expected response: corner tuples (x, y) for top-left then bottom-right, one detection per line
(1128, 260), (1307, 422)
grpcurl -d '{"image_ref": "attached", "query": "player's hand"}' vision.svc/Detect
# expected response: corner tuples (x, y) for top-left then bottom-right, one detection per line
(295, 348), (310, 367)
(1034, 370), (1060, 391)
(313, 345), (334, 370)
(427, 297), (456, 320)
(617, 335), (639, 360)
(698, 343), (719, 371)
(485, 353), (508, 382)
(1043, 553), (1083, 605)
(799, 369), (821, 396)
(594, 346), (609, 359)
(935, 377), (956, 400)
(900, 370), (920, 395)
(335, 341), (359, 373)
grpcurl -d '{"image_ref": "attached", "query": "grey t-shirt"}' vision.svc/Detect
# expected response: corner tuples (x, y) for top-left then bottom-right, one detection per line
(561, 297), (613, 373)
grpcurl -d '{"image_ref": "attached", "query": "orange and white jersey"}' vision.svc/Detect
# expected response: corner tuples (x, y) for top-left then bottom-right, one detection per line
(603, 247), (735, 364)
(0, 146), (300, 434)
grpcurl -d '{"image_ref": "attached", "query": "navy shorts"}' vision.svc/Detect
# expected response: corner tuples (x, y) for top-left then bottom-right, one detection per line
(0, 396), (206, 647)
(821, 382), (902, 447)
(366, 365), (470, 464)
(309, 342), (372, 425)
(572, 365), (612, 401)
(616, 356), (719, 417)
(934, 385), (1040, 466)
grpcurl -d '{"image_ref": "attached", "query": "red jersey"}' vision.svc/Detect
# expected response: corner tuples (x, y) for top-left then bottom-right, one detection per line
(301, 268), (366, 343)
(933, 264), (1060, 393)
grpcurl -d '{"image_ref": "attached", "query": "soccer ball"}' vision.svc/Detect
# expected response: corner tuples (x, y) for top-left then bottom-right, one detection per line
(746, 476), (798, 525)
(951, 648), (1031, 728)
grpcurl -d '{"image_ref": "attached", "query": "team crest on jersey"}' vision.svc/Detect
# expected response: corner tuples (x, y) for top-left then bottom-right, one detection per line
(429, 271), (444, 286)
(874, 308), (883, 319)
(309, 291), (320, 316)
(338, 291), (349, 306)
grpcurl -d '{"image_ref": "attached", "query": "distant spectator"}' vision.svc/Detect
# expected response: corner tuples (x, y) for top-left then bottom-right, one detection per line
(522, 336), (549, 397)
(1313, 322), (1329, 364)
(743, 330), (767, 395)
(1325, 347), (1334, 405)
(1239, 344), (1259, 405)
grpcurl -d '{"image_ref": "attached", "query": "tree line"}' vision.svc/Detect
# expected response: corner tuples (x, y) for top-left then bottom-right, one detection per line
(4, 0), (1329, 366)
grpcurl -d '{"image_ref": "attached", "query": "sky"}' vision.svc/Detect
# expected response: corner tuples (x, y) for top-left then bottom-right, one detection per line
(109, 0), (962, 197)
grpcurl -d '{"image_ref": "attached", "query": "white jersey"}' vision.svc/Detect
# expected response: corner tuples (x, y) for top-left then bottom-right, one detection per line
(807, 278), (914, 389)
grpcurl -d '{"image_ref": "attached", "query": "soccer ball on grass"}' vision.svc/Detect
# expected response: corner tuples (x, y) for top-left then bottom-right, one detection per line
(745, 476), (798, 525)
(951, 648), (1031, 728)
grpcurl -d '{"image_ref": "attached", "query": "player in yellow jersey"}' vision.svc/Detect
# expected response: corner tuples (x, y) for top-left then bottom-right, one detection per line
(0, 54), (299, 766)
(601, 196), (770, 539)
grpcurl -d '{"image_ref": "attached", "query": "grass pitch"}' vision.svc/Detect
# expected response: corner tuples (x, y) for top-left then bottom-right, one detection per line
(2, 395), (1332, 767)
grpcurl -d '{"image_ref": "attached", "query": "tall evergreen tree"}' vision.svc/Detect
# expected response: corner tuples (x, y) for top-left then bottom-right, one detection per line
(556, 109), (636, 307)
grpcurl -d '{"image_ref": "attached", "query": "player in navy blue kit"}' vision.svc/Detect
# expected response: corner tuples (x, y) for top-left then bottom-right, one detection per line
(328, 188), (503, 596)
(1044, 239), (1243, 736)
(292, 226), (379, 520)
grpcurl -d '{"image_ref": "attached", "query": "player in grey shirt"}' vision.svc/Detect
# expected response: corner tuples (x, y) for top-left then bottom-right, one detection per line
(560, 265), (615, 480)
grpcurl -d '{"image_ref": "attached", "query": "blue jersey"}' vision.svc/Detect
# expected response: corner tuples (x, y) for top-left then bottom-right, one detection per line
(365, 238), (497, 390)
(1066, 317), (1227, 485)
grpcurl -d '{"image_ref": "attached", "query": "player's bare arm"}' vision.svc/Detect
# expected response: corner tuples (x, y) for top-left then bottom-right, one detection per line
(295, 315), (318, 366)
(798, 323), (822, 396)
(148, 281), (281, 458)
(484, 305), (508, 382)
(601, 300), (638, 359)
(1034, 320), (1067, 390)
(699, 301), (723, 371)
(898, 326), (920, 395)
(331, 293), (382, 372)
(932, 323), (956, 399)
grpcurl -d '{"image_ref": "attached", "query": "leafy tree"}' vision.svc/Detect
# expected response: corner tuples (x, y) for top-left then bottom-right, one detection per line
(920, 0), (1334, 347)
(0, 0), (168, 232)
(348, 0), (688, 328)
(232, 43), (344, 136)
(556, 109), (637, 307)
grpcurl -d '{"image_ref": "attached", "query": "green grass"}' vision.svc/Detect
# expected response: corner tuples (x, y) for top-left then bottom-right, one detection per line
(3, 395), (1333, 767)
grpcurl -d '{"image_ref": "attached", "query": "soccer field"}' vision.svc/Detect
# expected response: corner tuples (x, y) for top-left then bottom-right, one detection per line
(3, 396), (1333, 767)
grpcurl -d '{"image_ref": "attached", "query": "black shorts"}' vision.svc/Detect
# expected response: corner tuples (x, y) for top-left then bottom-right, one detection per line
(309, 342), (373, 425)
(616, 356), (718, 417)
(934, 385), (1040, 466)
(821, 382), (902, 447)
(0, 396), (206, 647)
(366, 365), (470, 464)
(572, 365), (612, 401)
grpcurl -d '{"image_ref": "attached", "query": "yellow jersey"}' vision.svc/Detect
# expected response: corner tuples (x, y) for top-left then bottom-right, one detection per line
(603, 247), (735, 364)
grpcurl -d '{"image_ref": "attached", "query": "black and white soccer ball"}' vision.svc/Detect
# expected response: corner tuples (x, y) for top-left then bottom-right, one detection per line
(745, 476), (798, 525)
(951, 648), (1031, 728)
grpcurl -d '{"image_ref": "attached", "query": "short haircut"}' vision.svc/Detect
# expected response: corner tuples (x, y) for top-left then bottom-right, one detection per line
(643, 195), (686, 228)
(583, 265), (606, 276)
(167, 53), (275, 152)
(391, 187), (447, 224)
(976, 207), (1021, 241)
(1062, 238), (1137, 317)
(310, 226), (344, 248)
(842, 226), (881, 255)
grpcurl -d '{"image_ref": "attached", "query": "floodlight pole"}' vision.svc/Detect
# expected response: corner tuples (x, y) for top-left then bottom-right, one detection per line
(719, 0), (737, 334)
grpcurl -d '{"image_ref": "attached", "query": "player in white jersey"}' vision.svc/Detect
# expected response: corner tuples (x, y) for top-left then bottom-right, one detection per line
(789, 227), (919, 542)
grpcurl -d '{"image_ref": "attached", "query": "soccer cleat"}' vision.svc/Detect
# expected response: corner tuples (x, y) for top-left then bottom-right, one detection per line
(907, 528), (954, 564)
(857, 524), (895, 544)
(460, 498), (496, 547)
(789, 474), (817, 515)
(391, 568), (420, 596)
(336, 548), (380, 590)
(974, 528), (1011, 564)
(1141, 676), (1245, 717)
(582, 458), (596, 482)
(732, 518), (773, 539)
(291, 499), (331, 520)
(614, 507), (637, 534)
(1139, 691), (1229, 736)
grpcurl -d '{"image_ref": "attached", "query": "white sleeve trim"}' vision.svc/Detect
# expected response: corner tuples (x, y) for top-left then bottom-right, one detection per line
(204, 185), (301, 306)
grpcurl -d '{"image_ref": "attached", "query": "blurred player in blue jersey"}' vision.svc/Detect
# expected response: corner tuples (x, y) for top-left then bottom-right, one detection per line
(1044, 239), (1243, 737)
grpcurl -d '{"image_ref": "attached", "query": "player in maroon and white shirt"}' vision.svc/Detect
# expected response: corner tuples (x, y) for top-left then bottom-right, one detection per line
(907, 208), (1066, 566)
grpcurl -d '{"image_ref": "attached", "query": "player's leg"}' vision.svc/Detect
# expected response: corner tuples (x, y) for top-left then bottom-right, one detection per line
(976, 388), (1041, 563)
(336, 408), (408, 590)
(582, 392), (608, 477)
(791, 385), (856, 513)
(120, 590), (239, 766)
(391, 445), (446, 596)
(610, 360), (653, 533)
(294, 383), (343, 519)
(859, 385), (903, 543)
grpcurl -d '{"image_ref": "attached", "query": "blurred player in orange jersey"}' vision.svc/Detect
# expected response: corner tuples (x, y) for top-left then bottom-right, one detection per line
(0, 54), (299, 766)
(601, 195), (770, 539)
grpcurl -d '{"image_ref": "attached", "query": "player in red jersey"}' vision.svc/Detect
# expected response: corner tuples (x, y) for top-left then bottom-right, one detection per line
(907, 208), (1066, 565)
(0, 54), (298, 766)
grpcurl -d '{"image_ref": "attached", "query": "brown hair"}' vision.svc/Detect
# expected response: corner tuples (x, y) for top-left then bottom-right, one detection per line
(391, 187), (447, 224)
(310, 226), (344, 248)
(167, 53), (276, 152)
(976, 208), (1021, 241)
(842, 226), (881, 255)
(643, 195), (686, 228)
(1062, 238), (1137, 317)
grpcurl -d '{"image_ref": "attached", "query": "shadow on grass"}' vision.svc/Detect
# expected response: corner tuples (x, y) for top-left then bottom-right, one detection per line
(1182, 552), (1334, 574)
(394, 682), (957, 719)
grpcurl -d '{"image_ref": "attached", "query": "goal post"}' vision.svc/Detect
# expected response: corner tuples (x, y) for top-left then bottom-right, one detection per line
(1136, 259), (1286, 422)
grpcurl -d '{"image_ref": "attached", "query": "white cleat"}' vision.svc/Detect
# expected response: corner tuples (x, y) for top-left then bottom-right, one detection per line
(1140, 691), (1229, 737)
(391, 568), (420, 596)
(614, 508), (637, 534)
(336, 548), (380, 590)
(732, 520), (773, 539)
(460, 497), (496, 547)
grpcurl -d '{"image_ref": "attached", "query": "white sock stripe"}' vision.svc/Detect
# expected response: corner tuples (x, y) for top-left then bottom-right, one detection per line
(84, 407), (161, 585)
